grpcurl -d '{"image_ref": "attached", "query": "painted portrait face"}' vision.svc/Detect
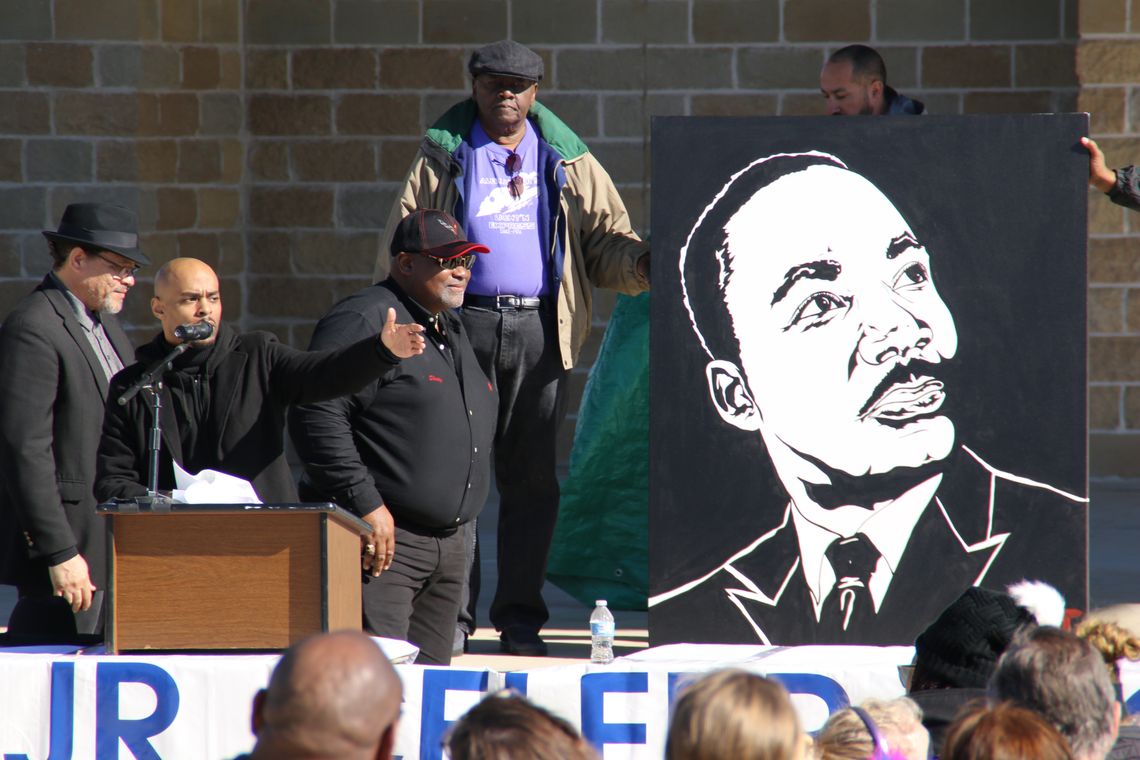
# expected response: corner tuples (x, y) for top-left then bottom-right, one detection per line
(720, 164), (958, 481)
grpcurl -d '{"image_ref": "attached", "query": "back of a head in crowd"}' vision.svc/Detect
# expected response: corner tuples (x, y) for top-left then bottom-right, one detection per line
(989, 626), (1121, 760)
(941, 701), (1074, 760)
(1077, 619), (1140, 691)
(249, 631), (402, 760)
(444, 691), (597, 760)
(815, 698), (930, 760)
(665, 669), (808, 760)
(827, 44), (888, 86)
(910, 586), (1037, 692)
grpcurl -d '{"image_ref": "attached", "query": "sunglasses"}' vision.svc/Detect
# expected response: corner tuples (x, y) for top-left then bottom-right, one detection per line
(476, 75), (536, 95)
(504, 151), (524, 199)
(420, 252), (476, 270)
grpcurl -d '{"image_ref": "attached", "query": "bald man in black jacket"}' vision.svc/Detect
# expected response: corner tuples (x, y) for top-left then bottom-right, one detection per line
(96, 258), (425, 504)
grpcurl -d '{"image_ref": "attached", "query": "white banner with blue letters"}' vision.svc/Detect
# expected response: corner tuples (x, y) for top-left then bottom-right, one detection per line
(3, 644), (1138, 759)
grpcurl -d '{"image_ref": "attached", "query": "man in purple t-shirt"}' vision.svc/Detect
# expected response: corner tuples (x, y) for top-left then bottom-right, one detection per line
(458, 44), (568, 657)
(376, 40), (649, 657)
(374, 40), (649, 656)
(463, 119), (545, 298)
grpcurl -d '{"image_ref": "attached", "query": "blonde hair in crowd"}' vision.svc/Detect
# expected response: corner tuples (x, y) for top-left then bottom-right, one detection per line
(666, 669), (806, 760)
(815, 698), (930, 760)
(1077, 619), (1140, 684)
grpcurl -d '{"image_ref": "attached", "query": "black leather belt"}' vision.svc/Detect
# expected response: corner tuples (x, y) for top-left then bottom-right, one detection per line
(464, 294), (543, 310)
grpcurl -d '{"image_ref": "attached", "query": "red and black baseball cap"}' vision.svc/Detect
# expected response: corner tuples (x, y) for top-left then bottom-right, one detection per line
(390, 209), (490, 259)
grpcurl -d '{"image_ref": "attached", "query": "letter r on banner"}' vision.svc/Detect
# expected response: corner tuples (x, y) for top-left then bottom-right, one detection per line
(95, 663), (180, 760)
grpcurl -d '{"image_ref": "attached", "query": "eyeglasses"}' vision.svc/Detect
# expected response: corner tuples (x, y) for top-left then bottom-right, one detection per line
(504, 151), (524, 199)
(91, 251), (140, 279)
(420, 252), (476, 271)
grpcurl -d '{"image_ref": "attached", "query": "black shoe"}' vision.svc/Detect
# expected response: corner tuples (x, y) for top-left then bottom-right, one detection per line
(452, 628), (469, 658)
(499, 627), (548, 656)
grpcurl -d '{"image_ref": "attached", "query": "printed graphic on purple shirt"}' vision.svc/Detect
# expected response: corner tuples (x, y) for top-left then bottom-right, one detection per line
(464, 121), (548, 297)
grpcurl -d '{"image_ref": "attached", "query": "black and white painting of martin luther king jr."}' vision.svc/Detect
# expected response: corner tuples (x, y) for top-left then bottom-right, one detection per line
(649, 150), (1087, 646)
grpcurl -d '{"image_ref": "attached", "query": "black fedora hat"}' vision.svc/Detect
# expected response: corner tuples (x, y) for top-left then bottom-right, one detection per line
(43, 203), (149, 266)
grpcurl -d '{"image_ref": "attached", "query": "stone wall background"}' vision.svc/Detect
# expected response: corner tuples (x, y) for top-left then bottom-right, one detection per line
(1080, 0), (1140, 474)
(0, 0), (1132, 473)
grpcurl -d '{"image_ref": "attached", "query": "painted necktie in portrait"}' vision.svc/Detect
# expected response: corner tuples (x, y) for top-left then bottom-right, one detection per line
(648, 115), (1089, 646)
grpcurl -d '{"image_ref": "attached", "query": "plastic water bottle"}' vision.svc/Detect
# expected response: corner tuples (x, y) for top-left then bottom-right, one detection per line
(590, 599), (615, 664)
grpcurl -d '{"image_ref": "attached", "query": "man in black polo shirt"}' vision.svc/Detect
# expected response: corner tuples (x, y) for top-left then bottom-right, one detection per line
(289, 210), (496, 665)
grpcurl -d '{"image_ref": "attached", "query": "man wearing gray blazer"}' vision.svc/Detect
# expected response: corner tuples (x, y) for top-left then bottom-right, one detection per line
(0, 203), (147, 641)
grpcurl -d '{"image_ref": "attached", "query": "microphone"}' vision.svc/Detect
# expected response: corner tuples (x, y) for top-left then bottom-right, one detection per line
(118, 325), (210, 406)
(174, 322), (213, 342)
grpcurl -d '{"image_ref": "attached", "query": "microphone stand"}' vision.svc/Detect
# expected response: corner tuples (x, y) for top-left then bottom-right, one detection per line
(116, 342), (192, 507)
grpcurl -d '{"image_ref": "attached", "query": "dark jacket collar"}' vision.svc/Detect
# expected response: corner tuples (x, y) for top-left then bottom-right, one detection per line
(381, 278), (461, 333)
(136, 322), (237, 375)
(46, 271), (100, 328)
(38, 274), (126, 395)
(885, 86), (926, 115)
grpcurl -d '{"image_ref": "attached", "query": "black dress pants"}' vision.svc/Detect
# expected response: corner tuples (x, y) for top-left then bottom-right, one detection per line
(361, 524), (466, 666)
(461, 302), (568, 634)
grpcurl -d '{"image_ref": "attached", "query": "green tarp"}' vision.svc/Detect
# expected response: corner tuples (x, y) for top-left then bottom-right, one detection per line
(547, 292), (649, 611)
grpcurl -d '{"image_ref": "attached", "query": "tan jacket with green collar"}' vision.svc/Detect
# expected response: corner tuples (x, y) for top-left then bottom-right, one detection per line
(373, 99), (649, 370)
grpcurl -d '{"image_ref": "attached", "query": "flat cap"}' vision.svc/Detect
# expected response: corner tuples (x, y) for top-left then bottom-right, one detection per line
(468, 40), (543, 82)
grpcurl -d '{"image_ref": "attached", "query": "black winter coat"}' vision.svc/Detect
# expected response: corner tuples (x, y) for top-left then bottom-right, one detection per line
(97, 322), (397, 504)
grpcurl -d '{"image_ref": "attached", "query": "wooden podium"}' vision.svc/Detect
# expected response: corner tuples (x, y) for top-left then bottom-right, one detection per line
(97, 502), (370, 653)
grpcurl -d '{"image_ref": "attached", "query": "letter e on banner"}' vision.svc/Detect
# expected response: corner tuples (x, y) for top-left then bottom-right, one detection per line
(420, 670), (489, 760)
(580, 672), (649, 753)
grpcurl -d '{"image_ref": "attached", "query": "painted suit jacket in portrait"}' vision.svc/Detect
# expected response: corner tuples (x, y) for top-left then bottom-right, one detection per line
(649, 446), (1087, 646)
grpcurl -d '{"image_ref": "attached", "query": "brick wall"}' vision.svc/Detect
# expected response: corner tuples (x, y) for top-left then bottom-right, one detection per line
(0, 0), (245, 344)
(1079, 0), (1140, 475)
(0, 0), (1126, 471)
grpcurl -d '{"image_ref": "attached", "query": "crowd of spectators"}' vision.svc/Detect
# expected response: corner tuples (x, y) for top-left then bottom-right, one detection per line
(657, 592), (1139, 760)
(244, 576), (1140, 759)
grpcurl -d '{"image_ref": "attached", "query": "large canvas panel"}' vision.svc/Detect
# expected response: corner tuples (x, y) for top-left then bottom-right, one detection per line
(648, 115), (1088, 646)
